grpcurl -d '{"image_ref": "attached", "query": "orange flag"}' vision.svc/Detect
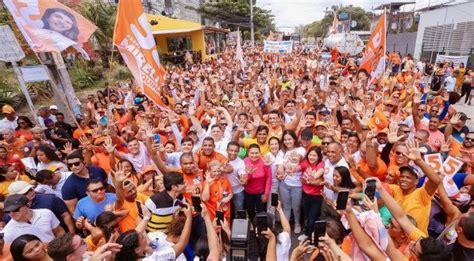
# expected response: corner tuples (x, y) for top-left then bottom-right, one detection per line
(113, 0), (166, 107)
(359, 12), (386, 86)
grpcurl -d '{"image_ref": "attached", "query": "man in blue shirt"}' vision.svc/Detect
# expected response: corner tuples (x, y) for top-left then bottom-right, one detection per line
(61, 150), (108, 214)
(73, 180), (116, 223)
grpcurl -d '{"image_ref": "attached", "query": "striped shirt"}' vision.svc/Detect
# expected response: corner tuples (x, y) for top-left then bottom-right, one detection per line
(145, 191), (185, 232)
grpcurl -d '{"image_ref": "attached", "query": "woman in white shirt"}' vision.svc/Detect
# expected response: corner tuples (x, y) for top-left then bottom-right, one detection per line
(36, 144), (67, 172)
(276, 130), (306, 234)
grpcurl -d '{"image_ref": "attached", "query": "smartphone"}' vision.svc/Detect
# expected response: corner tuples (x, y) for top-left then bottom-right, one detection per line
(191, 196), (202, 213)
(312, 220), (327, 246)
(364, 179), (377, 201)
(236, 210), (247, 219)
(152, 174), (156, 189)
(271, 193), (278, 207)
(153, 134), (161, 144)
(216, 211), (224, 225)
(256, 213), (268, 235)
(176, 200), (187, 209)
(336, 190), (350, 210)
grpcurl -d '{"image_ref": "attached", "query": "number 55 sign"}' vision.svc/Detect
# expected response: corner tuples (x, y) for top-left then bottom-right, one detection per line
(423, 153), (464, 176)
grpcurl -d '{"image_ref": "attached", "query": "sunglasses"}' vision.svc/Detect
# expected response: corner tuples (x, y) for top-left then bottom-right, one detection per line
(466, 138), (474, 142)
(89, 187), (105, 193)
(430, 110), (439, 113)
(322, 142), (330, 145)
(395, 151), (405, 156)
(67, 161), (82, 168)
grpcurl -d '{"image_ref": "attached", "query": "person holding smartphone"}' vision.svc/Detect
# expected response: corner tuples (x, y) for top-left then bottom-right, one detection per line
(299, 146), (325, 241)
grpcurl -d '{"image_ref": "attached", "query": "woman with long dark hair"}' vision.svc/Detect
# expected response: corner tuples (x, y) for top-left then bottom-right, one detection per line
(10, 234), (52, 261)
(36, 144), (67, 172)
(299, 146), (325, 240)
(276, 129), (306, 234)
(15, 116), (34, 141)
(41, 8), (79, 41)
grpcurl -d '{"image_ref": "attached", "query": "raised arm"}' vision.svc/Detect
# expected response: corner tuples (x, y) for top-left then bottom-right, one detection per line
(405, 140), (441, 195)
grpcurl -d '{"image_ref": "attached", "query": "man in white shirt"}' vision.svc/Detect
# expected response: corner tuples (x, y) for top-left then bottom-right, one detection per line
(444, 72), (457, 92)
(323, 142), (349, 201)
(35, 167), (72, 199)
(225, 142), (247, 213)
(2, 194), (65, 243)
(0, 105), (18, 130)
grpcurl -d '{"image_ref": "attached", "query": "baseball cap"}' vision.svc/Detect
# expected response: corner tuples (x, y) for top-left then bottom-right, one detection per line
(94, 136), (107, 145)
(44, 118), (54, 126)
(2, 105), (15, 114)
(399, 166), (419, 178)
(315, 121), (327, 128)
(301, 128), (313, 141)
(3, 194), (29, 212)
(47, 164), (60, 172)
(459, 112), (471, 121)
(49, 105), (58, 110)
(8, 181), (33, 195)
(143, 165), (157, 174)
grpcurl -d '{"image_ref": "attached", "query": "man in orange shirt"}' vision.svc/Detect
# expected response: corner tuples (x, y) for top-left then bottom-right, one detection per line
(112, 165), (148, 232)
(194, 137), (232, 173)
(357, 138), (388, 181)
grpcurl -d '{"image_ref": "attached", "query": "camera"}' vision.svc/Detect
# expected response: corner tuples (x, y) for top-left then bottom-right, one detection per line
(229, 218), (249, 261)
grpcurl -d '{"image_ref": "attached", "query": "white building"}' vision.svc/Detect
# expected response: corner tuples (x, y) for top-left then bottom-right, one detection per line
(414, 0), (474, 62)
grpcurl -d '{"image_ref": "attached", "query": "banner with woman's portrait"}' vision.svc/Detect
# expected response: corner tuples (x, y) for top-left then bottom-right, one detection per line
(4, 0), (97, 54)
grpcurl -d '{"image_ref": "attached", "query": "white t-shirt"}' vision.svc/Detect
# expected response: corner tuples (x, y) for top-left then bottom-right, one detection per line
(123, 141), (153, 173)
(36, 161), (68, 172)
(146, 232), (183, 260)
(323, 157), (349, 201)
(0, 116), (18, 130)
(166, 151), (183, 168)
(3, 208), (60, 243)
(226, 157), (246, 194)
(266, 151), (284, 193)
(444, 76), (456, 92)
(276, 231), (291, 261)
(35, 171), (72, 199)
(280, 147), (306, 187)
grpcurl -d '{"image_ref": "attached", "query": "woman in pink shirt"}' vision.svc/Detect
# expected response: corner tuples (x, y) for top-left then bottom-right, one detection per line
(299, 146), (325, 240)
(243, 144), (272, 222)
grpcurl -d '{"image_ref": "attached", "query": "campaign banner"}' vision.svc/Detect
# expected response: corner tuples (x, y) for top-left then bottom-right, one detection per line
(4, 0), (96, 55)
(113, 0), (166, 107)
(264, 40), (293, 54)
(359, 12), (386, 86)
(435, 55), (469, 68)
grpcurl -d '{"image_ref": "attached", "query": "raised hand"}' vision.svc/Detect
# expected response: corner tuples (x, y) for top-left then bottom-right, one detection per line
(440, 137), (451, 153)
(413, 92), (422, 104)
(387, 123), (403, 144)
(405, 140), (422, 161)
(111, 163), (128, 183)
(103, 136), (116, 153)
(450, 113), (462, 125)
(61, 141), (74, 155)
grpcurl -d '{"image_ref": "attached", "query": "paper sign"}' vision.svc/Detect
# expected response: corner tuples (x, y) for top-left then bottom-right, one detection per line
(442, 156), (464, 176)
(0, 25), (25, 62)
(424, 153), (443, 171)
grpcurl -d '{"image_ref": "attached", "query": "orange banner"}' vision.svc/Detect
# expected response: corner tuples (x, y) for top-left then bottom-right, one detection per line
(113, 0), (166, 107)
(4, 0), (96, 54)
(359, 12), (386, 85)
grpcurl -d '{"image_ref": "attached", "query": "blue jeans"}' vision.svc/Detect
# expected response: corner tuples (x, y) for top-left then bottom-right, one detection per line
(233, 190), (245, 215)
(279, 182), (302, 225)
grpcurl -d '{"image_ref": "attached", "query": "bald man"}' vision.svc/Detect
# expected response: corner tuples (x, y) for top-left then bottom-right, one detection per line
(323, 142), (349, 201)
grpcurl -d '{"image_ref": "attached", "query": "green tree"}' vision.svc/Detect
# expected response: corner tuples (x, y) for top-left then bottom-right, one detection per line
(192, 0), (275, 40)
(78, 0), (117, 68)
(304, 5), (372, 38)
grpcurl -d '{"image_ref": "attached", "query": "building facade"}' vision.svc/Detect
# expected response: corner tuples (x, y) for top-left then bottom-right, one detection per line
(414, 1), (474, 63)
(141, 0), (203, 23)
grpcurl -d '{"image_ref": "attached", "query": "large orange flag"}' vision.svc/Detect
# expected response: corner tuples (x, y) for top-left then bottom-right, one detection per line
(359, 12), (386, 86)
(113, 0), (166, 107)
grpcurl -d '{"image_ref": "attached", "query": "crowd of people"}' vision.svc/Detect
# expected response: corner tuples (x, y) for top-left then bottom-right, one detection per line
(0, 43), (473, 261)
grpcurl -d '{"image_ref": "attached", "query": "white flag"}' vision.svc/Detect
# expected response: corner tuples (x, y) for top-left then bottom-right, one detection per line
(235, 28), (246, 67)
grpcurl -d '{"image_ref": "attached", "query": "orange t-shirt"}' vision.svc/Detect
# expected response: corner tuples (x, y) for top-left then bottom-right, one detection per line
(358, 157), (388, 181)
(194, 150), (228, 171)
(73, 127), (91, 139)
(183, 172), (203, 202)
(202, 176), (232, 221)
(91, 152), (112, 174)
(15, 129), (33, 141)
(117, 193), (149, 232)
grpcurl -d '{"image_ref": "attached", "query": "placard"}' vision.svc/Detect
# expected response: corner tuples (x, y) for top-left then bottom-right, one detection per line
(263, 40), (293, 54)
(423, 153), (464, 175)
(0, 25), (25, 62)
(20, 66), (50, 82)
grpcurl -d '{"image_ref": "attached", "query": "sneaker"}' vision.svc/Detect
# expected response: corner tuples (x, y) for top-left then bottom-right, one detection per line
(297, 234), (308, 241)
(294, 224), (302, 234)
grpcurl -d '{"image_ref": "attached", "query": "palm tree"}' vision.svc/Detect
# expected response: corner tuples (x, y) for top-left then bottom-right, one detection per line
(79, 0), (116, 68)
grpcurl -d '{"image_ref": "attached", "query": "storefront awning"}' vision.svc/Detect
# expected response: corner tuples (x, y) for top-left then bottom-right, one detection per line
(146, 14), (203, 35)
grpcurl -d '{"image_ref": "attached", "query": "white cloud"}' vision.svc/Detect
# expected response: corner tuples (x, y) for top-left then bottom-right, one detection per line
(256, 0), (447, 33)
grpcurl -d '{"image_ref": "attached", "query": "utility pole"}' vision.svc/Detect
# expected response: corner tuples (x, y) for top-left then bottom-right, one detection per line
(250, 0), (254, 46)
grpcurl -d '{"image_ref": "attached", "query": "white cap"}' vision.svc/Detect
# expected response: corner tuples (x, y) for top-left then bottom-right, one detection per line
(8, 181), (33, 195)
(49, 105), (58, 110)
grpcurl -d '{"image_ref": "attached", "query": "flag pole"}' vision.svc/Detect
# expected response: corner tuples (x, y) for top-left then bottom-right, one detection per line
(383, 8), (387, 75)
